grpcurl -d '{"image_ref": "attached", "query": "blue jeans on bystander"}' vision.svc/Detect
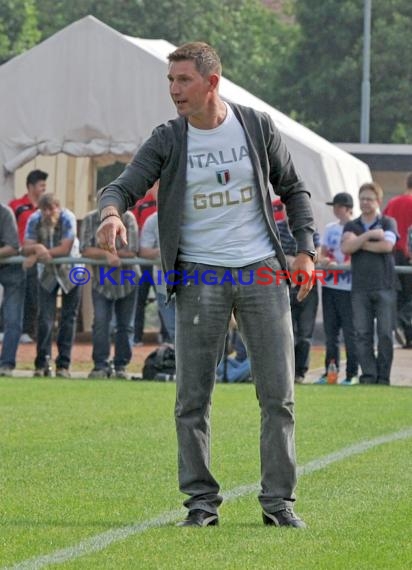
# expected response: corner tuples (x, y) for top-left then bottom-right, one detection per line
(35, 284), (81, 370)
(92, 288), (137, 370)
(0, 266), (25, 368)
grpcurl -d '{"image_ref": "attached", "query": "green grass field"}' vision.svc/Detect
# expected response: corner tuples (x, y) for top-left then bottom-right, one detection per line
(1, 378), (411, 569)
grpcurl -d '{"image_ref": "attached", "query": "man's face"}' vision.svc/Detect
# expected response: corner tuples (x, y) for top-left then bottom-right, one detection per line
(41, 204), (60, 226)
(359, 190), (379, 215)
(168, 60), (213, 119)
(333, 204), (351, 221)
(28, 180), (47, 202)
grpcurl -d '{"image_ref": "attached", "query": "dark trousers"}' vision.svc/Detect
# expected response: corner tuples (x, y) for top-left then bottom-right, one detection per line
(35, 285), (81, 369)
(352, 289), (394, 384)
(290, 284), (319, 377)
(322, 287), (358, 378)
(394, 250), (412, 344)
(134, 264), (155, 343)
(23, 265), (39, 338)
(0, 267), (25, 368)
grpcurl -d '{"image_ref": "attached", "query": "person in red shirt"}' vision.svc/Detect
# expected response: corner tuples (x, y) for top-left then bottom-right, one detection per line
(383, 173), (412, 348)
(131, 182), (158, 231)
(9, 170), (48, 244)
(8, 169), (48, 342)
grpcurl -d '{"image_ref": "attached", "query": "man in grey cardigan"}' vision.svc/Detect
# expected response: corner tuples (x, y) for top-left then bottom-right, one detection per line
(97, 42), (316, 528)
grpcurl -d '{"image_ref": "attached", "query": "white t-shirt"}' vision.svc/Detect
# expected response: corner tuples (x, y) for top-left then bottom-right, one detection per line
(179, 103), (274, 266)
(140, 212), (166, 294)
(321, 221), (352, 291)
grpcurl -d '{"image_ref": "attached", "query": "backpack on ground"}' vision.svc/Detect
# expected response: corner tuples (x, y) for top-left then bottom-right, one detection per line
(142, 344), (176, 380)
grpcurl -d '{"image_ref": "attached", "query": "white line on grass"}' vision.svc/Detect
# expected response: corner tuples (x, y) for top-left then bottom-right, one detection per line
(5, 427), (412, 570)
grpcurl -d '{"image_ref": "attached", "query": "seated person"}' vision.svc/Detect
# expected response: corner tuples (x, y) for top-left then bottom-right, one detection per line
(216, 316), (251, 383)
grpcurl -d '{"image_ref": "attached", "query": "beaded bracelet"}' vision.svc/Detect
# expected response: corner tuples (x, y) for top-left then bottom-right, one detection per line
(100, 213), (121, 224)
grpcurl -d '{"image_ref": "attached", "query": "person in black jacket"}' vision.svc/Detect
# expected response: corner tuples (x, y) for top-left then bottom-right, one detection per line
(97, 42), (316, 528)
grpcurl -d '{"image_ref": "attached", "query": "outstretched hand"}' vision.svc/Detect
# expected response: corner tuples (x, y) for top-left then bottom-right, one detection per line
(96, 216), (127, 255)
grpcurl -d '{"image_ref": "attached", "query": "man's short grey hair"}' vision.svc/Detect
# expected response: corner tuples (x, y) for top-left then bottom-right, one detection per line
(38, 193), (60, 210)
(168, 42), (222, 76)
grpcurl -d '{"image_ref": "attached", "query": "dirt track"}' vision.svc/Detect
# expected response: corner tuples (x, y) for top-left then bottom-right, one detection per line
(12, 339), (158, 376)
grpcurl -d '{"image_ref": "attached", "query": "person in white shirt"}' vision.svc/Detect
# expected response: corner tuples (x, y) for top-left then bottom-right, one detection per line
(316, 192), (359, 385)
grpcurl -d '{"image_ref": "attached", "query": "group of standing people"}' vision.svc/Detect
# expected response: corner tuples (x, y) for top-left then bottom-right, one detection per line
(0, 171), (172, 379)
(323, 178), (412, 387)
(0, 177), (83, 378)
(320, 182), (403, 386)
(272, 176), (411, 389)
(288, 177), (411, 388)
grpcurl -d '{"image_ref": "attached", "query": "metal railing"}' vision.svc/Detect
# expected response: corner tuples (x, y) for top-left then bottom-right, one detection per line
(0, 256), (159, 266)
(1, 258), (411, 273)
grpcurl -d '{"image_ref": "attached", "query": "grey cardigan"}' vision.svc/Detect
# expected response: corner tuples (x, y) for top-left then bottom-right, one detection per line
(99, 101), (315, 289)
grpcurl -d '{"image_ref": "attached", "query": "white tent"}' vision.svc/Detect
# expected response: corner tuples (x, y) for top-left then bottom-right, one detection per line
(0, 15), (371, 229)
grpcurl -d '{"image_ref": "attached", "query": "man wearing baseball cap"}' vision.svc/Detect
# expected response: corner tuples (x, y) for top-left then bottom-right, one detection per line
(325, 192), (354, 208)
(316, 192), (359, 385)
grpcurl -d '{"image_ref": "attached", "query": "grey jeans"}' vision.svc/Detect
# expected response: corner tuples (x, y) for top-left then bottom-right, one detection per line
(174, 257), (297, 514)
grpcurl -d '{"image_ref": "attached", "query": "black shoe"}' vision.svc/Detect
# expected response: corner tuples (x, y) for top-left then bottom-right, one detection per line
(176, 509), (219, 527)
(262, 508), (306, 528)
(88, 368), (111, 379)
(56, 368), (71, 379)
(33, 365), (53, 377)
(114, 367), (128, 380)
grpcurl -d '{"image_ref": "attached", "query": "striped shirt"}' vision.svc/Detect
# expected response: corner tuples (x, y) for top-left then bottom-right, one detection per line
(80, 210), (139, 300)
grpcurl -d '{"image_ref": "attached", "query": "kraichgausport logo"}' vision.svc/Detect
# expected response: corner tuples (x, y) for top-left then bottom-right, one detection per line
(89, 267), (344, 287)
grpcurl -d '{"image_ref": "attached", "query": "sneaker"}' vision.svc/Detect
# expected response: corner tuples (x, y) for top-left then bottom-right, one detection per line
(314, 375), (327, 385)
(56, 368), (71, 378)
(20, 333), (34, 344)
(294, 375), (305, 384)
(0, 365), (13, 377)
(340, 376), (359, 386)
(88, 368), (111, 379)
(33, 366), (53, 377)
(114, 367), (128, 380)
(133, 341), (144, 347)
(176, 509), (219, 527)
(262, 508), (306, 529)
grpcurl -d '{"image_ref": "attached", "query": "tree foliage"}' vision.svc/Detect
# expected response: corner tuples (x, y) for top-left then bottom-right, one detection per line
(277, 0), (412, 143)
(0, 0), (41, 64)
(1, 0), (410, 144)
(31, 0), (294, 111)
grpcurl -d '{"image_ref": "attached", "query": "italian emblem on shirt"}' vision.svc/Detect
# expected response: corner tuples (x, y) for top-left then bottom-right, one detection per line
(216, 169), (230, 185)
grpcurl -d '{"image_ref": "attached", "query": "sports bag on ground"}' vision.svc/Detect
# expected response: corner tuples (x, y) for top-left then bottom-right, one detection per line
(142, 344), (176, 380)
